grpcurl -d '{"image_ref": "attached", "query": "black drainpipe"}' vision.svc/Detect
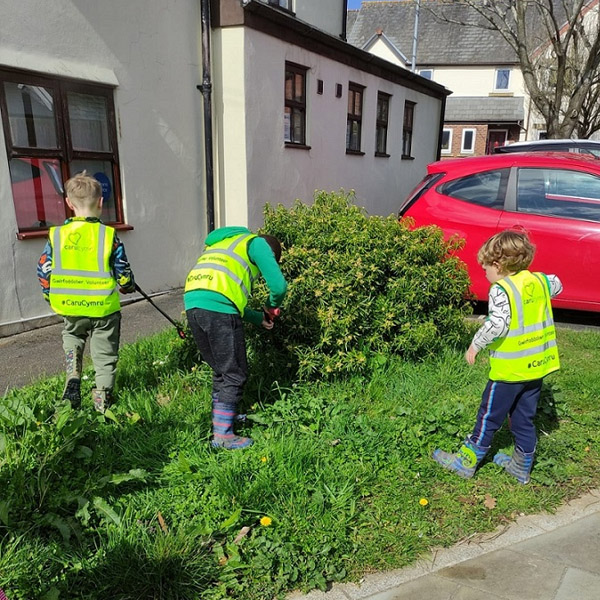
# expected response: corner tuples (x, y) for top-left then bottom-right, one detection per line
(341, 0), (348, 41)
(198, 0), (215, 232)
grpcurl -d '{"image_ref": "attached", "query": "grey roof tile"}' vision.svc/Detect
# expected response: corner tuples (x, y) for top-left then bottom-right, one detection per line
(347, 0), (519, 65)
(445, 96), (525, 122)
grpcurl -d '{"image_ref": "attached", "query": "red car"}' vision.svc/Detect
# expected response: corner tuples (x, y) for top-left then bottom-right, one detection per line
(399, 152), (600, 312)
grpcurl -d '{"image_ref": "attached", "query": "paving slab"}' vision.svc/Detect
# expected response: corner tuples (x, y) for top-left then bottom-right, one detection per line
(437, 548), (565, 600)
(554, 567), (600, 600)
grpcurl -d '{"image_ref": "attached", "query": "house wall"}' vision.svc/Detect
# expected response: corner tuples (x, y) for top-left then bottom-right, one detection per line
(427, 65), (525, 97)
(296, 0), (345, 38)
(214, 27), (443, 227)
(366, 38), (405, 66)
(0, 0), (206, 336)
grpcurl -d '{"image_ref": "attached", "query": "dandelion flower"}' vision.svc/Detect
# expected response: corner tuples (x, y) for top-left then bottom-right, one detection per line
(260, 516), (272, 527)
(261, 456), (268, 463)
(419, 498), (429, 506)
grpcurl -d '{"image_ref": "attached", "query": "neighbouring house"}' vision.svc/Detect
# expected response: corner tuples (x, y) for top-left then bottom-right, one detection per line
(0, 0), (448, 337)
(348, 0), (534, 157)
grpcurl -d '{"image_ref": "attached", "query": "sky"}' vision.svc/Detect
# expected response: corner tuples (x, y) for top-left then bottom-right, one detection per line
(347, 0), (389, 10)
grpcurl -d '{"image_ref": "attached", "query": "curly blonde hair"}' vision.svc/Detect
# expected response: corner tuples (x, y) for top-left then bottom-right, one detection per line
(477, 230), (535, 274)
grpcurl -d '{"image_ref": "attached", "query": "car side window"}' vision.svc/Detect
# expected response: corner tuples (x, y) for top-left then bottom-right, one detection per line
(517, 168), (600, 222)
(438, 169), (507, 209)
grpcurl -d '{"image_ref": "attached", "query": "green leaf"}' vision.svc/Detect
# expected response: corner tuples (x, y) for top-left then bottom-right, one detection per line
(110, 469), (148, 485)
(54, 403), (72, 431)
(104, 409), (119, 424)
(220, 508), (242, 529)
(0, 500), (9, 526)
(93, 496), (121, 526)
(0, 432), (6, 453)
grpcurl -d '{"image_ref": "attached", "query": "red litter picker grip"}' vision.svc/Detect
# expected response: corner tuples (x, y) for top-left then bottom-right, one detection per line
(263, 307), (281, 323)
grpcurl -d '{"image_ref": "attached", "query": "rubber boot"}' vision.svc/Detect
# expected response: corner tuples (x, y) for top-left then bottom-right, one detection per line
(212, 393), (246, 423)
(211, 400), (253, 449)
(432, 438), (490, 479)
(62, 347), (83, 408)
(493, 446), (534, 484)
(93, 389), (113, 414)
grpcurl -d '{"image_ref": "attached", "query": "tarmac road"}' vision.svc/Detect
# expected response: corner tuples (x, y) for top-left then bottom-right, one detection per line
(0, 288), (184, 394)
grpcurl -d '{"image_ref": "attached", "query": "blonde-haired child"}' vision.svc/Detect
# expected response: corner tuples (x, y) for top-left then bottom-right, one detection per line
(433, 230), (562, 484)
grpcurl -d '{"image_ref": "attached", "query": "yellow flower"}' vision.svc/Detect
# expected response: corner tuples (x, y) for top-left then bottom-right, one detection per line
(261, 456), (268, 463)
(260, 516), (272, 527)
(419, 498), (429, 506)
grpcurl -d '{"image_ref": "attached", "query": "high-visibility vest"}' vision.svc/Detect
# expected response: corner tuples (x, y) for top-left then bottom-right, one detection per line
(184, 233), (259, 314)
(488, 270), (560, 382)
(48, 221), (120, 317)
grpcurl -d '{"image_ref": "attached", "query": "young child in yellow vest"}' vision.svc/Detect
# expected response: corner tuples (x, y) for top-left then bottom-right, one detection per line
(184, 226), (287, 450)
(433, 230), (562, 484)
(37, 172), (135, 412)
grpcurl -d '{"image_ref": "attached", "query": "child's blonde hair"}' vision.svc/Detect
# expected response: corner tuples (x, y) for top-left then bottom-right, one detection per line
(65, 171), (102, 209)
(477, 230), (535, 274)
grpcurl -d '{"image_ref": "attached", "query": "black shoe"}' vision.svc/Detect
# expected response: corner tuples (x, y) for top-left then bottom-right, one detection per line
(62, 378), (81, 409)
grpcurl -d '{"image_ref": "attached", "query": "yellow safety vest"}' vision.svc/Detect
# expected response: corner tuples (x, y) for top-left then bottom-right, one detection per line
(184, 233), (259, 314)
(488, 270), (559, 382)
(48, 221), (120, 317)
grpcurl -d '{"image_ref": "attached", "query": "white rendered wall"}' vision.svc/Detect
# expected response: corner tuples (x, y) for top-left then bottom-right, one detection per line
(296, 0), (345, 38)
(0, 0), (206, 335)
(233, 28), (442, 227)
(426, 65), (525, 97)
(367, 39), (406, 67)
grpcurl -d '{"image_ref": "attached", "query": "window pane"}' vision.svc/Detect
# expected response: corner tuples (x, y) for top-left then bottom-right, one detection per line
(376, 126), (387, 154)
(346, 120), (360, 151)
(347, 90), (354, 114)
(70, 159), (116, 222)
(9, 157), (65, 228)
(290, 108), (304, 144)
(441, 130), (451, 151)
(441, 169), (507, 209)
(67, 92), (111, 152)
(294, 73), (304, 102)
(495, 69), (510, 90)
(462, 130), (474, 151)
(354, 91), (362, 116)
(285, 72), (293, 101)
(4, 82), (57, 148)
(518, 168), (600, 221)
(377, 96), (389, 121)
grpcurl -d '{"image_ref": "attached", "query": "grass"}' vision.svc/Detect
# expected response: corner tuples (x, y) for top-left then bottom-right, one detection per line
(0, 325), (599, 599)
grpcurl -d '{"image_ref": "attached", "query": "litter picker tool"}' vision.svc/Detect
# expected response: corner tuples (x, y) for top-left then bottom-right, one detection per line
(134, 284), (186, 339)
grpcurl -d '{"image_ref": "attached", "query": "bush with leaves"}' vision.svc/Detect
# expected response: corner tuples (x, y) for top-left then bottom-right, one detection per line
(245, 190), (472, 380)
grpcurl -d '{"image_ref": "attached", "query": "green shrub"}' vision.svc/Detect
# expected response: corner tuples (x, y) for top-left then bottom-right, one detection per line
(247, 190), (472, 380)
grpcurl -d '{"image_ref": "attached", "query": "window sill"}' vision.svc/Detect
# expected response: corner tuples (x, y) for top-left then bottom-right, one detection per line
(285, 143), (311, 150)
(489, 92), (514, 97)
(375, 152), (390, 158)
(346, 150), (365, 156)
(17, 222), (134, 240)
(401, 155), (415, 160)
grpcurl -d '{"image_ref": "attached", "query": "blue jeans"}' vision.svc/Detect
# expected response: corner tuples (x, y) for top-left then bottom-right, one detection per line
(186, 308), (248, 407)
(470, 379), (543, 453)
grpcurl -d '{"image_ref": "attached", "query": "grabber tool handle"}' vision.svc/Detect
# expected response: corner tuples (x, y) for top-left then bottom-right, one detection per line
(134, 284), (187, 339)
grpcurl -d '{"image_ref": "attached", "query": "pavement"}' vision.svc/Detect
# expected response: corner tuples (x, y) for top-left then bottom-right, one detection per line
(289, 490), (600, 600)
(2, 293), (600, 600)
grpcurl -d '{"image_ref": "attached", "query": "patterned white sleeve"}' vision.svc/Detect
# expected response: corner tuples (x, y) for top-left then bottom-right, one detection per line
(547, 274), (563, 298)
(472, 284), (511, 351)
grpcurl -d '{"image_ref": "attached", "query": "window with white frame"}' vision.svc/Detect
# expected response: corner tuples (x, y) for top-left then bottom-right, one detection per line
(441, 129), (452, 154)
(461, 128), (476, 153)
(495, 68), (510, 91)
(0, 68), (123, 238)
(418, 69), (433, 80)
